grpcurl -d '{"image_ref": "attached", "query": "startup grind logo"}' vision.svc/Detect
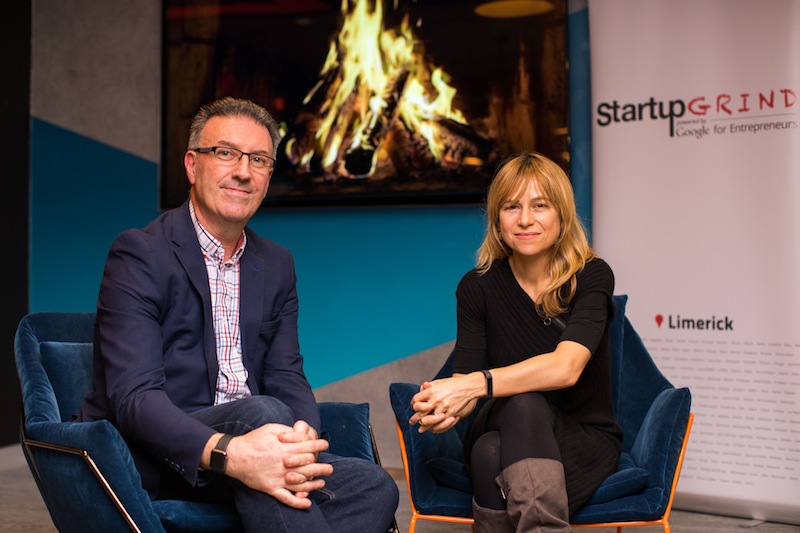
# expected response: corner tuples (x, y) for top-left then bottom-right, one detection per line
(596, 87), (798, 138)
(654, 313), (733, 332)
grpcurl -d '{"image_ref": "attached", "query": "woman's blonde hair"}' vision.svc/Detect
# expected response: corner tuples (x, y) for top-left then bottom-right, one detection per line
(476, 153), (595, 317)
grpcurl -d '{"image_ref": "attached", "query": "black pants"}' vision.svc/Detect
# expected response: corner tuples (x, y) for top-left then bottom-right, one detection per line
(466, 392), (561, 509)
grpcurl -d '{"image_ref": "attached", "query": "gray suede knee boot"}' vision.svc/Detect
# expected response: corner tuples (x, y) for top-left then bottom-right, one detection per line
(472, 498), (514, 533)
(495, 458), (571, 532)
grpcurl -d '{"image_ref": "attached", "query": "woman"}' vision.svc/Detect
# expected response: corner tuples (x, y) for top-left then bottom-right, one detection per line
(409, 153), (622, 532)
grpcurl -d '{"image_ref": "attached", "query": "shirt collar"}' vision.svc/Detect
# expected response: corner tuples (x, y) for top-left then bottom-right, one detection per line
(188, 200), (247, 265)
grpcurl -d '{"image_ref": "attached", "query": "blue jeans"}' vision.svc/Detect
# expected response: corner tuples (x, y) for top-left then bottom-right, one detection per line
(160, 396), (398, 533)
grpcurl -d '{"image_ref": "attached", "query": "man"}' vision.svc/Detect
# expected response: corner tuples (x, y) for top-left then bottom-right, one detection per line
(79, 97), (398, 532)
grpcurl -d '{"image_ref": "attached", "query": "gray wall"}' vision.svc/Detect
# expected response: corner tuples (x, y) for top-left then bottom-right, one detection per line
(32, 0), (161, 161)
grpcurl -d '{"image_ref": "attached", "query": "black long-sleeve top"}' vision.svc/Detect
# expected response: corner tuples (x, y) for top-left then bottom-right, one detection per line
(452, 257), (623, 511)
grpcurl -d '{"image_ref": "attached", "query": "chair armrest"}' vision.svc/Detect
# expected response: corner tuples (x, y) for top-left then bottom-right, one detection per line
(572, 388), (691, 524)
(23, 419), (164, 533)
(630, 387), (692, 494)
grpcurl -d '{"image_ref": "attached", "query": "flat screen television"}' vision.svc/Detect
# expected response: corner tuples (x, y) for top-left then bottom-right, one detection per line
(161, 0), (569, 208)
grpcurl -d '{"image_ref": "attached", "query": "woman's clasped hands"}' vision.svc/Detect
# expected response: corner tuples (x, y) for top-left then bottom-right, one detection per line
(408, 373), (483, 434)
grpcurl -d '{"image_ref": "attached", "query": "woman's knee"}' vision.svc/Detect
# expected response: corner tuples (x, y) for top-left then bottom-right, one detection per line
(471, 431), (502, 466)
(471, 431), (503, 487)
(497, 394), (560, 464)
(503, 393), (554, 425)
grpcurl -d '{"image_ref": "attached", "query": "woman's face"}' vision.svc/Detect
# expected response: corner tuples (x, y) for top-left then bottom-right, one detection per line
(498, 179), (561, 260)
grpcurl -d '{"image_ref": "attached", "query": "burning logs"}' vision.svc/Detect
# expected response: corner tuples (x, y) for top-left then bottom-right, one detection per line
(344, 70), (410, 176)
(280, 0), (493, 182)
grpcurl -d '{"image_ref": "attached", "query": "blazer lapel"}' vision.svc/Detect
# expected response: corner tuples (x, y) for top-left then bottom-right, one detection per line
(171, 203), (218, 394)
(240, 230), (266, 394)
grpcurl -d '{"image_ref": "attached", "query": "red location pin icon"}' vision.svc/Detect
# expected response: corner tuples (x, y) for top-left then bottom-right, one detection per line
(655, 314), (663, 327)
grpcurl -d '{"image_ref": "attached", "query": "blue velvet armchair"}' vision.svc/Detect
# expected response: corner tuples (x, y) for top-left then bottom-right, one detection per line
(389, 295), (693, 533)
(15, 311), (397, 533)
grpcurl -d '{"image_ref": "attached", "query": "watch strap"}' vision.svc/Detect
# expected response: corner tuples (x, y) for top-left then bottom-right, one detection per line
(209, 433), (234, 473)
(481, 369), (493, 399)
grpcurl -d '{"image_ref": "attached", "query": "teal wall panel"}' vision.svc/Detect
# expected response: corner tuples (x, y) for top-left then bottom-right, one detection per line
(30, 119), (160, 313)
(248, 206), (485, 385)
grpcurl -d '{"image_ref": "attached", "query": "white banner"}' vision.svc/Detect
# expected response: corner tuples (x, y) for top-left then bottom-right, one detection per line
(589, 0), (800, 524)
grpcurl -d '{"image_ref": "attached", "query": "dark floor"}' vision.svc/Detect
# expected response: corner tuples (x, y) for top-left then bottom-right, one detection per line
(2, 445), (798, 533)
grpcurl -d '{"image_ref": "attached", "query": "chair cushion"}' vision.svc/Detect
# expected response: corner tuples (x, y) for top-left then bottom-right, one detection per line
(582, 453), (648, 506)
(39, 341), (93, 422)
(426, 457), (473, 494)
(318, 401), (375, 461)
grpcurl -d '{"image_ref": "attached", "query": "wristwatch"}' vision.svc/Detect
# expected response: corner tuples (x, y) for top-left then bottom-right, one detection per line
(209, 434), (234, 473)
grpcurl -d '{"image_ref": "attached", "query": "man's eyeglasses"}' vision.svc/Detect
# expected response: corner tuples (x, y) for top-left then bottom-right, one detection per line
(191, 146), (276, 172)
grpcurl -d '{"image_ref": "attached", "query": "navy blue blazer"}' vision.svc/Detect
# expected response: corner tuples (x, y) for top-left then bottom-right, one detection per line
(79, 202), (320, 496)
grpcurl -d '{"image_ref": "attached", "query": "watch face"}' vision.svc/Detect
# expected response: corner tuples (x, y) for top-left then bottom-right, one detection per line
(210, 434), (233, 472)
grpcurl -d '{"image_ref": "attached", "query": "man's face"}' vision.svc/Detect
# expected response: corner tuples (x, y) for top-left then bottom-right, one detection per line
(184, 115), (274, 239)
